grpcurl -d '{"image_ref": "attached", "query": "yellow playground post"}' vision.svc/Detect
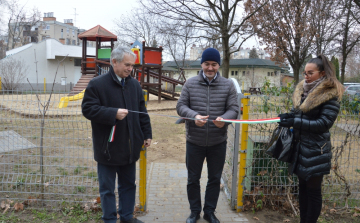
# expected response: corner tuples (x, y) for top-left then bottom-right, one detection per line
(237, 93), (250, 212)
(139, 90), (148, 211)
(58, 89), (85, 108)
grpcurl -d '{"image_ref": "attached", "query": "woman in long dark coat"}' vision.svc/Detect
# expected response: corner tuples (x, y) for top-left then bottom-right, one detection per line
(278, 55), (344, 223)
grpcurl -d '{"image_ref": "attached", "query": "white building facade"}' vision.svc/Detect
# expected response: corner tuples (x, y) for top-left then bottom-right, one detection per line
(3, 38), (95, 91)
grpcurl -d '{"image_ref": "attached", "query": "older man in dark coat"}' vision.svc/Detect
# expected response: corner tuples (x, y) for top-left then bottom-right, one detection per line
(82, 46), (151, 223)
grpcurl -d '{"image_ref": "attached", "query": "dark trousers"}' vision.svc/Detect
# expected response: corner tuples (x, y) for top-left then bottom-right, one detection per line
(186, 141), (227, 214)
(97, 162), (136, 223)
(298, 175), (323, 223)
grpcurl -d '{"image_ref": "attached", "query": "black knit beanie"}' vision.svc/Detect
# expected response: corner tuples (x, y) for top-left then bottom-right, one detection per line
(201, 48), (221, 65)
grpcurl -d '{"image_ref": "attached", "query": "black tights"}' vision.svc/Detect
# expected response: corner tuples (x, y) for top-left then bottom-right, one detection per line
(298, 176), (323, 223)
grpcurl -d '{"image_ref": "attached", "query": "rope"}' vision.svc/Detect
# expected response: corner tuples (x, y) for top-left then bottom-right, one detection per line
(108, 109), (280, 142)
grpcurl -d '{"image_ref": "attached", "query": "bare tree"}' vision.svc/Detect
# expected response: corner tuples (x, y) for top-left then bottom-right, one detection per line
(5, 0), (41, 50)
(311, 0), (343, 55)
(113, 9), (160, 47)
(338, 0), (360, 83)
(246, 0), (317, 84)
(160, 20), (199, 70)
(249, 48), (259, 58)
(140, 0), (268, 78)
(354, 0), (360, 8)
(0, 57), (28, 91)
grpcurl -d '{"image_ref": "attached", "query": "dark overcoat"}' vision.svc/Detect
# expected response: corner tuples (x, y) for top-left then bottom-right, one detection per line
(290, 79), (340, 181)
(82, 67), (152, 166)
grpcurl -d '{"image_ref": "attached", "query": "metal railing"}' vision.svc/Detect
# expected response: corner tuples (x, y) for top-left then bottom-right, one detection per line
(236, 93), (360, 211)
(0, 90), (147, 210)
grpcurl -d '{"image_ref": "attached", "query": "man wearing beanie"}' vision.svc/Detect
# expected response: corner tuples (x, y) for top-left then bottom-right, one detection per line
(177, 48), (239, 223)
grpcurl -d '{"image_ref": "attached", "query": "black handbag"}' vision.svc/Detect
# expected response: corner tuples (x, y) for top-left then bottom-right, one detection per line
(265, 126), (294, 163)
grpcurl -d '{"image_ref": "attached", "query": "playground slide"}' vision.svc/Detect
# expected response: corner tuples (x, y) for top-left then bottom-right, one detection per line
(58, 89), (85, 108)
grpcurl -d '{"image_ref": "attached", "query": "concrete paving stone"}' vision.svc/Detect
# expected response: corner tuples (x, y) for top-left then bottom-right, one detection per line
(232, 217), (251, 221)
(153, 216), (175, 221)
(141, 163), (249, 223)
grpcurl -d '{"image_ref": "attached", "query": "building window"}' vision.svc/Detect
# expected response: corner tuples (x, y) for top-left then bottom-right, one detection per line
(42, 35), (50, 40)
(67, 28), (69, 33)
(72, 30), (75, 35)
(235, 71), (238, 75)
(267, 72), (270, 76)
(66, 38), (70, 45)
(74, 58), (81, 66)
(43, 25), (50, 30)
(242, 71), (245, 76)
(231, 71), (234, 76)
(271, 72), (274, 76)
(274, 71), (277, 76)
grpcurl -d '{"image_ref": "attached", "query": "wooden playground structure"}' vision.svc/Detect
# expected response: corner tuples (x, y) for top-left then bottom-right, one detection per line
(67, 25), (185, 102)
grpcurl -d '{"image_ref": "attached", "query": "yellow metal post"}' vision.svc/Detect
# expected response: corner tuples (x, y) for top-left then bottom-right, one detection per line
(237, 93), (250, 212)
(44, 78), (46, 93)
(0, 77), (2, 91)
(139, 90), (148, 211)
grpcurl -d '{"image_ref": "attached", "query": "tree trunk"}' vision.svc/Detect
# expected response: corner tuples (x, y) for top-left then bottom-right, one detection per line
(293, 68), (300, 85)
(340, 59), (346, 84)
(222, 36), (230, 79)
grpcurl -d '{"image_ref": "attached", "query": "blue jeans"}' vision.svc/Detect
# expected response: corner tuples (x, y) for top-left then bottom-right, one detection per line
(97, 162), (136, 223)
(186, 141), (227, 213)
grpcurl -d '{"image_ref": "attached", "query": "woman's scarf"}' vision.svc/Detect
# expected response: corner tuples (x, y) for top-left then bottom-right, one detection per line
(302, 76), (326, 100)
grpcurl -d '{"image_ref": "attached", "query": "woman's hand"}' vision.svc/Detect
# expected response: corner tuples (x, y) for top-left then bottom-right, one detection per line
(278, 113), (294, 121)
(278, 118), (294, 127)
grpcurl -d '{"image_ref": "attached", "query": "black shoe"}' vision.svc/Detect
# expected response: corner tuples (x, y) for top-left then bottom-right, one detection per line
(120, 218), (144, 223)
(186, 212), (200, 223)
(203, 212), (220, 223)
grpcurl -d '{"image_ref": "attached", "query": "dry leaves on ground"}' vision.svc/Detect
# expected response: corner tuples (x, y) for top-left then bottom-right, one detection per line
(14, 203), (24, 211)
(283, 219), (291, 222)
(253, 216), (259, 220)
(330, 209), (337, 214)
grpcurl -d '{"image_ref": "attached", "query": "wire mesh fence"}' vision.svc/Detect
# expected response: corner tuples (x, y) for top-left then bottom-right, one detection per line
(242, 93), (360, 212)
(0, 90), (142, 210)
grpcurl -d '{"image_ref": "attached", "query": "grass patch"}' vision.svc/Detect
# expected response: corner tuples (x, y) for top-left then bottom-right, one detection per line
(58, 167), (68, 176)
(74, 166), (88, 175)
(75, 186), (86, 193)
(84, 171), (97, 178)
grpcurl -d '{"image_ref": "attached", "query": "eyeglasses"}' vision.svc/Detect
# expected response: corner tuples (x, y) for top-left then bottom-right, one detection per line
(302, 71), (320, 77)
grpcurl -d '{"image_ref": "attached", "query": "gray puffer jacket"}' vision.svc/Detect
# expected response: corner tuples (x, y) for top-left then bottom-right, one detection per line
(176, 71), (239, 146)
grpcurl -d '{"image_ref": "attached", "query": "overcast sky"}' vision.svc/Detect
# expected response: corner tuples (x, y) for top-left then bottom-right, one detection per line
(11, 0), (260, 53)
(16, 0), (136, 31)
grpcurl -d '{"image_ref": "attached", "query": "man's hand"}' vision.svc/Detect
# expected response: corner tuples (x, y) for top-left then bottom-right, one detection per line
(116, 109), (128, 120)
(144, 139), (151, 147)
(213, 117), (225, 128)
(195, 115), (209, 127)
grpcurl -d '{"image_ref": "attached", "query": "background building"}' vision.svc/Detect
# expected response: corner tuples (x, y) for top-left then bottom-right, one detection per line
(3, 38), (95, 91)
(163, 58), (291, 90)
(7, 12), (95, 50)
(189, 45), (270, 60)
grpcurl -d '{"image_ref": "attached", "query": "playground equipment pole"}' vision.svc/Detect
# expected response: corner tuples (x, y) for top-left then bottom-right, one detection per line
(139, 90), (148, 211)
(237, 93), (250, 212)
(44, 78), (46, 93)
(0, 77), (2, 91)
